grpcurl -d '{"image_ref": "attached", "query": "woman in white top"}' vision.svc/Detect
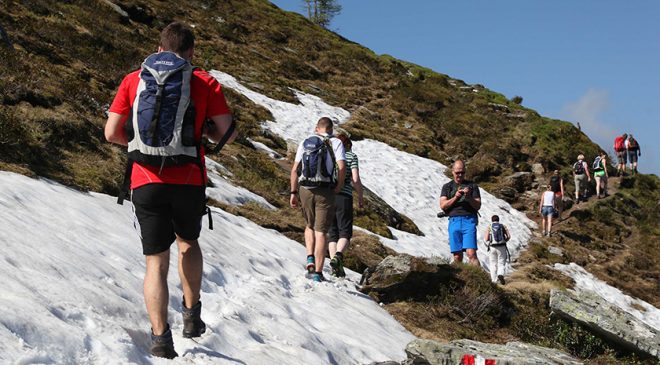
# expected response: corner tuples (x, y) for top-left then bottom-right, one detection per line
(538, 184), (556, 237)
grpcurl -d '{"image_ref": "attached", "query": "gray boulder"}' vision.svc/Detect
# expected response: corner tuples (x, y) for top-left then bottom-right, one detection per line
(102, 0), (129, 19)
(504, 172), (534, 193)
(405, 339), (582, 365)
(547, 246), (564, 256)
(550, 289), (660, 359)
(359, 255), (450, 303)
(532, 163), (545, 176)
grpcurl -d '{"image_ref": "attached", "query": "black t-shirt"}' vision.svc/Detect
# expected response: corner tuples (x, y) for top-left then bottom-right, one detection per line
(550, 175), (561, 193)
(440, 180), (481, 217)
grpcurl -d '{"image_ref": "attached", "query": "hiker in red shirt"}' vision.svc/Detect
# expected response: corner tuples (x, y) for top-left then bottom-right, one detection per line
(104, 22), (236, 359)
(613, 133), (627, 176)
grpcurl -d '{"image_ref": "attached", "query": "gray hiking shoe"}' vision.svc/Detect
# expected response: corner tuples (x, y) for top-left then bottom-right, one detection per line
(330, 255), (346, 277)
(182, 299), (206, 338)
(150, 324), (178, 359)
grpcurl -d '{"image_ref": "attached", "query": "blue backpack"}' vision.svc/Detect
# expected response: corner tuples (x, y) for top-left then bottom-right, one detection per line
(490, 222), (507, 245)
(125, 52), (199, 167)
(299, 135), (336, 188)
(119, 52), (205, 205)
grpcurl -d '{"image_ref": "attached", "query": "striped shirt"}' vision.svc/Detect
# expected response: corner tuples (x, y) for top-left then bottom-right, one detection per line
(339, 151), (359, 197)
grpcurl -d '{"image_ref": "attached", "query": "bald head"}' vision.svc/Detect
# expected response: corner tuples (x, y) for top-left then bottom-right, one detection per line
(452, 160), (466, 183)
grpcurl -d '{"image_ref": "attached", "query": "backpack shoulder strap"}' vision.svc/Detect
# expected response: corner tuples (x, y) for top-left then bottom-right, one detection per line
(117, 158), (134, 205)
(207, 118), (236, 155)
(324, 137), (338, 175)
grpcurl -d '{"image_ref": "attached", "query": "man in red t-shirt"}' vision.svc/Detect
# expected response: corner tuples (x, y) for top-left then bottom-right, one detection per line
(104, 22), (235, 359)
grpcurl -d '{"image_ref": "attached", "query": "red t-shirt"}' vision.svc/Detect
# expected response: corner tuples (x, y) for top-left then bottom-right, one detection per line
(109, 68), (230, 189)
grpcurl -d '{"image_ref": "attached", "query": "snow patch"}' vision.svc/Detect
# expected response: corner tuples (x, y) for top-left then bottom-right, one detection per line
(205, 159), (276, 210)
(209, 71), (350, 144)
(0, 171), (413, 363)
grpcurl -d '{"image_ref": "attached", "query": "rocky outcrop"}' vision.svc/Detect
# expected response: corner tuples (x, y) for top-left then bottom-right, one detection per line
(504, 172), (534, 193)
(531, 163), (545, 176)
(406, 339), (582, 365)
(550, 289), (660, 359)
(359, 255), (450, 303)
(368, 339), (581, 365)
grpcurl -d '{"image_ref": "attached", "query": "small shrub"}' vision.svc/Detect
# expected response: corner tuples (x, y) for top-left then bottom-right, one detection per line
(552, 320), (608, 359)
(511, 95), (523, 104)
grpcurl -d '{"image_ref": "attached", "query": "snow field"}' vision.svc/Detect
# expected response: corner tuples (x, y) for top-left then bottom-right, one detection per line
(0, 172), (413, 364)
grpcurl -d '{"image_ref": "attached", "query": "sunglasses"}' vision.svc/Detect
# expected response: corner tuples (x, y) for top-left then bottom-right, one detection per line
(453, 170), (465, 175)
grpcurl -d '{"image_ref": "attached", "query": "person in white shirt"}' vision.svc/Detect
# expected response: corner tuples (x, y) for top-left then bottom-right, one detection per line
(484, 215), (511, 285)
(539, 184), (556, 237)
(290, 117), (346, 282)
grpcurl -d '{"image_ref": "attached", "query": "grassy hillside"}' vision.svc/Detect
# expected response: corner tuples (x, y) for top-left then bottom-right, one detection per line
(1, 1), (657, 363)
(0, 0), (600, 191)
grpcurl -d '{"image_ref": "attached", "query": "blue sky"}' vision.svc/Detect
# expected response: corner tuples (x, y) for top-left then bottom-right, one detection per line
(271, 0), (659, 175)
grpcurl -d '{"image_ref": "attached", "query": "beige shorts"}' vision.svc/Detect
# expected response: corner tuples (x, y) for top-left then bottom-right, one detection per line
(574, 174), (587, 193)
(299, 187), (335, 233)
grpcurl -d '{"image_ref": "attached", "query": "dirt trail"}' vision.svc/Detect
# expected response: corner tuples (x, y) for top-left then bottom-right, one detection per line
(505, 176), (624, 291)
(552, 176), (621, 227)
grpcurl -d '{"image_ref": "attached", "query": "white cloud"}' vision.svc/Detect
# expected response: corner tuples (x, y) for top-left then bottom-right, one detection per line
(561, 89), (618, 150)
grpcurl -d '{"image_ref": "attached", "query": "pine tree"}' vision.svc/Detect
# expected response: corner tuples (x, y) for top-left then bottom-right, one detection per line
(302, 0), (342, 28)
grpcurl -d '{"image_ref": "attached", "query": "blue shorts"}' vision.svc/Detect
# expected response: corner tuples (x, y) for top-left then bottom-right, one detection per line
(541, 206), (554, 217)
(448, 215), (478, 253)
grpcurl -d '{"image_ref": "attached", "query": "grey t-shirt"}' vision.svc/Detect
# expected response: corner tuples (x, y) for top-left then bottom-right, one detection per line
(440, 180), (480, 217)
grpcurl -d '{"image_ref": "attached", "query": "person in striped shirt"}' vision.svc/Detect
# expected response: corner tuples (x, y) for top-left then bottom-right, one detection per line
(328, 129), (364, 277)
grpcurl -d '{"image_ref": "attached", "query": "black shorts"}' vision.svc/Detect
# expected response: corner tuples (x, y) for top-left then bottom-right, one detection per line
(328, 193), (353, 242)
(132, 184), (206, 255)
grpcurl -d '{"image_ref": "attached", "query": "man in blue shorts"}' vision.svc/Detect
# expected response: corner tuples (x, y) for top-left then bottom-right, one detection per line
(439, 160), (482, 266)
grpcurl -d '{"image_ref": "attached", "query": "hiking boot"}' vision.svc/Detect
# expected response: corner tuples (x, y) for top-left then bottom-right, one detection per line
(311, 272), (324, 282)
(330, 255), (346, 277)
(182, 299), (206, 338)
(497, 275), (506, 285)
(150, 324), (178, 359)
(330, 256), (339, 277)
(306, 255), (315, 274)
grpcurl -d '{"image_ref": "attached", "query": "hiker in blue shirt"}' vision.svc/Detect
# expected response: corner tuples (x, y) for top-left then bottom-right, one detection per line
(439, 160), (482, 266)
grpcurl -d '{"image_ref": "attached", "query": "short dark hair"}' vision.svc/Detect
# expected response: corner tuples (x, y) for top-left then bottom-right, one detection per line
(316, 117), (333, 132)
(343, 139), (352, 150)
(491, 215), (500, 222)
(160, 22), (195, 54)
